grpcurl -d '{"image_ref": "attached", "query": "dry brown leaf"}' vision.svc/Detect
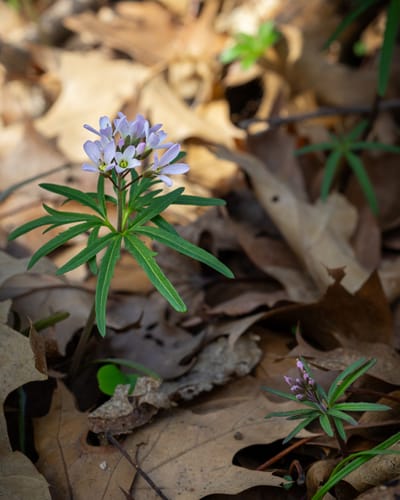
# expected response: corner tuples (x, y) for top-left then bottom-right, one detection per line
(35, 383), (135, 500)
(343, 442), (400, 494)
(213, 146), (369, 296)
(263, 271), (393, 349)
(129, 391), (314, 498)
(0, 252), (92, 354)
(34, 48), (149, 162)
(0, 300), (50, 499)
(0, 122), (67, 193)
(35, 379), (316, 499)
(140, 74), (239, 145)
(293, 332), (400, 386)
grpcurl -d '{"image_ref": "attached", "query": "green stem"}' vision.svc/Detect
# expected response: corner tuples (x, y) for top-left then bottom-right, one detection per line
(117, 175), (125, 232)
(70, 174), (125, 377)
(69, 300), (96, 377)
(329, 415), (348, 457)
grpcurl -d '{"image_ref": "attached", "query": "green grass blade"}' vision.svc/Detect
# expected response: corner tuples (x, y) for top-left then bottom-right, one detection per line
(57, 232), (115, 274)
(346, 152), (378, 214)
(28, 221), (94, 269)
(40, 183), (106, 216)
(8, 215), (55, 240)
(327, 358), (373, 404)
(95, 235), (122, 337)
(135, 225), (234, 278)
(312, 432), (400, 500)
(324, 0), (378, 49)
(124, 233), (186, 313)
(266, 409), (318, 420)
(378, 0), (400, 96)
(321, 150), (342, 200)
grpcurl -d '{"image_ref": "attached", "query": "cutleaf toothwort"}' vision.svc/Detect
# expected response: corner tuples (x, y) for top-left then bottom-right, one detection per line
(8, 113), (234, 337)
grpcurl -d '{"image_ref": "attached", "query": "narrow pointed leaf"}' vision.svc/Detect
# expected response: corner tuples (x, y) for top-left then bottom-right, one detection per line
(327, 408), (358, 426)
(323, 0), (377, 49)
(265, 409), (318, 419)
(130, 188), (184, 228)
(57, 232), (116, 274)
(351, 141), (400, 154)
(40, 183), (106, 216)
(152, 215), (179, 235)
(312, 432), (400, 500)
(282, 416), (317, 444)
(173, 195), (226, 206)
(262, 386), (318, 408)
(96, 235), (122, 337)
(97, 175), (107, 217)
(378, 0), (400, 96)
(334, 402), (390, 412)
(87, 226), (100, 275)
(328, 358), (375, 404)
(346, 152), (378, 214)
(8, 215), (55, 240)
(124, 233), (186, 312)
(135, 225), (234, 278)
(43, 205), (104, 225)
(321, 150), (342, 200)
(345, 120), (368, 141)
(319, 413), (334, 437)
(333, 418), (347, 442)
(28, 221), (94, 269)
(295, 142), (334, 155)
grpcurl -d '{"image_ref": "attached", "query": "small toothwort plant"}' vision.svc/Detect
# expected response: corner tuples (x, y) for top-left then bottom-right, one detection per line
(264, 357), (390, 455)
(8, 113), (234, 372)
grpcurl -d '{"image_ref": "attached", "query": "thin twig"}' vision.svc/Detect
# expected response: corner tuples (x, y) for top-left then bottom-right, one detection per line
(256, 436), (314, 471)
(239, 99), (400, 130)
(106, 432), (170, 500)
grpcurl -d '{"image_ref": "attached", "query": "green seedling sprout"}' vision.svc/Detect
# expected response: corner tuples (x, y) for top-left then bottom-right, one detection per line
(296, 120), (400, 214)
(220, 20), (280, 69)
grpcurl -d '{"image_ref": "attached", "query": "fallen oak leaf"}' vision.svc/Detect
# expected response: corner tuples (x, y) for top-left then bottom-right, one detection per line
(0, 300), (50, 500)
(212, 145), (369, 296)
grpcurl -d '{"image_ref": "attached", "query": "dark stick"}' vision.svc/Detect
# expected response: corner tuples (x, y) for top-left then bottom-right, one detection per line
(239, 99), (400, 130)
(106, 432), (170, 500)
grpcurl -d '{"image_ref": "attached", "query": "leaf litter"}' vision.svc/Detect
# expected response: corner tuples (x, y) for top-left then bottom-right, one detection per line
(1, 0), (400, 498)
